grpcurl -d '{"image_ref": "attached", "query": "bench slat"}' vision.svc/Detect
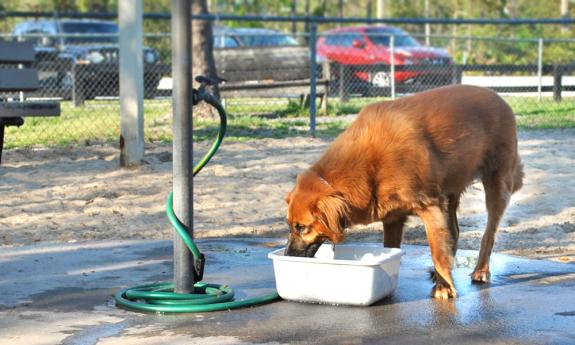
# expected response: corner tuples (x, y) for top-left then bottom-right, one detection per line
(220, 80), (329, 98)
(0, 68), (40, 91)
(0, 42), (35, 63)
(0, 102), (61, 117)
(216, 46), (311, 82)
(220, 79), (328, 91)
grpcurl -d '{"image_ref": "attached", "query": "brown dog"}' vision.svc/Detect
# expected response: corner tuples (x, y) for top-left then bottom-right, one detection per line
(284, 85), (523, 299)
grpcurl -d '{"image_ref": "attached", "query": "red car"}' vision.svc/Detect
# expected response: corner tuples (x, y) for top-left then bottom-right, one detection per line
(317, 26), (454, 96)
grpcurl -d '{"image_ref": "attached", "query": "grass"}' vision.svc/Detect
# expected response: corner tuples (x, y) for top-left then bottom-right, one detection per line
(4, 99), (172, 148)
(194, 116), (349, 142)
(3, 96), (574, 149)
(505, 97), (575, 129)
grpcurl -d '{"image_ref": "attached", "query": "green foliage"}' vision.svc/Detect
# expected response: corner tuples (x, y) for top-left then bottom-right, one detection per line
(51, 0), (78, 12)
(76, 0), (116, 12)
(388, 0), (422, 18)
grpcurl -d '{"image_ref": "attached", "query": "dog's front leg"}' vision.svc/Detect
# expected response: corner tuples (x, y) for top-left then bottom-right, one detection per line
(383, 216), (406, 248)
(417, 205), (457, 299)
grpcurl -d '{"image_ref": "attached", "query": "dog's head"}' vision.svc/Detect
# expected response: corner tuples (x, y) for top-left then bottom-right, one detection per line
(284, 170), (349, 257)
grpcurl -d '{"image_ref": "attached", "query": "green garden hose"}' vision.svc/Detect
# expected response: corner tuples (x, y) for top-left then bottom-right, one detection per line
(115, 84), (280, 313)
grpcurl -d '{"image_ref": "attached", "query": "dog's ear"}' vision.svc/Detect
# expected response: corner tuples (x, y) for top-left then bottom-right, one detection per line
(315, 192), (349, 244)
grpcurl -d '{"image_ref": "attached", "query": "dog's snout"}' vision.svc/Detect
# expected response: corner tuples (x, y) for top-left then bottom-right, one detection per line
(285, 236), (323, 257)
(284, 236), (305, 256)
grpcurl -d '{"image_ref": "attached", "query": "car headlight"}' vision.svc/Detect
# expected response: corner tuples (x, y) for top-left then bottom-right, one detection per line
(144, 51), (157, 64)
(396, 49), (413, 57)
(86, 51), (105, 64)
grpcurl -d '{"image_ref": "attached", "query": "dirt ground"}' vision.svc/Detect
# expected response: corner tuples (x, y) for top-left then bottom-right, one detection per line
(1, 129), (574, 263)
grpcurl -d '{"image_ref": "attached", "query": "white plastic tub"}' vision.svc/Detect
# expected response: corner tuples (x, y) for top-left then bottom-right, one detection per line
(268, 243), (403, 306)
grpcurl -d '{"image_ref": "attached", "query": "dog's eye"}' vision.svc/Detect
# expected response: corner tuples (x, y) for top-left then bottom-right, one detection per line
(294, 224), (305, 233)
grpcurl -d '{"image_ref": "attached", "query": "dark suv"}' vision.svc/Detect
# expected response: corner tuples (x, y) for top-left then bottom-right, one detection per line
(13, 19), (162, 103)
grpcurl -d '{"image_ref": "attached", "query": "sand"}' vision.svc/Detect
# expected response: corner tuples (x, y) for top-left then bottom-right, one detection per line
(1, 129), (574, 263)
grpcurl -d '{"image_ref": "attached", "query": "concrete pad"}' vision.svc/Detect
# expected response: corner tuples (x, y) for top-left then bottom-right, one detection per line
(1, 238), (574, 345)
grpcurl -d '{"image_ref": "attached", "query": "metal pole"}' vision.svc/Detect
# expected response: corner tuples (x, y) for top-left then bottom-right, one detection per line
(377, 0), (385, 23)
(171, 0), (196, 293)
(537, 38), (543, 102)
(14, 12), (575, 25)
(561, 0), (569, 33)
(390, 34), (395, 100)
(309, 21), (317, 137)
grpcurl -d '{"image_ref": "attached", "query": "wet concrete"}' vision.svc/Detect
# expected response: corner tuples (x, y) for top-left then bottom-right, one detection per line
(0, 238), (574, 345)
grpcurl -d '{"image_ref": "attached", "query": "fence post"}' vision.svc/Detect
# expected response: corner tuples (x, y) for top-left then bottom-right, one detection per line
(171, 0), (196, 294)
(72, 65), (86, 107)
(451, 64), (462, 85)
(390, 34), (395, 100)
(309, 20), (317, 137)
(537, 38), (543, 102)
(119, 0), (145, 167)
(339, 63), (349, 102)
(553, 64), (563, 103)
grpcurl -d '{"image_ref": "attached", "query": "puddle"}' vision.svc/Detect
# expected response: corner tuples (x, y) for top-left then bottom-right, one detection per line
(61, 320), (130, 345)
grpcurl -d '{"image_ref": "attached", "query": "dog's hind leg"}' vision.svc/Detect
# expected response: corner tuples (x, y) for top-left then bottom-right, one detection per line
(429, 193), (462, 283)
(383, 216), (406, 248)
(447, 194), (461, 257)
(471, 172), (512, 283)
(418, 205), (457, 299)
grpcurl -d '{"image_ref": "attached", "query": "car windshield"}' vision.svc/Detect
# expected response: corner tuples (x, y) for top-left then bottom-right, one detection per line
(365, 28), (420, 47)
(237, 32), (298, 47)
(61, 22), (119, 44)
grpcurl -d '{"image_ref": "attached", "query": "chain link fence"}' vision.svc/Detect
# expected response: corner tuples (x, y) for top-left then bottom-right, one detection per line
(1, 16), (574, 149)
(0, 24), (173, 148)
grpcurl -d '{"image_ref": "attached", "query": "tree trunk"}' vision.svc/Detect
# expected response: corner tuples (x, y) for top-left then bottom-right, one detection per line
(254, 0), (260, 15)
(242, 0), (249, 14)
(192, 0), (218, 98)
(367, 0), (373, 18)
(304, 0), (310, 42)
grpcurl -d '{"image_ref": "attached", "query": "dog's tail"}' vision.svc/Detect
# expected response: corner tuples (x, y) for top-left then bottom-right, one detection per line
(511, 160), (524, 193)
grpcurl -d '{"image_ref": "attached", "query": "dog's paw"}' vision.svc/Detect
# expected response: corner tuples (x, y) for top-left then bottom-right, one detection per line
(431, 282), (457, 299)
(471, 269), (491, 283)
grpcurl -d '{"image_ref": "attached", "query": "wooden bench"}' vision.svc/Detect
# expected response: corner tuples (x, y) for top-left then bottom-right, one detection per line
(0, 41), (60, 164)
(215, 46), (329, 113)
